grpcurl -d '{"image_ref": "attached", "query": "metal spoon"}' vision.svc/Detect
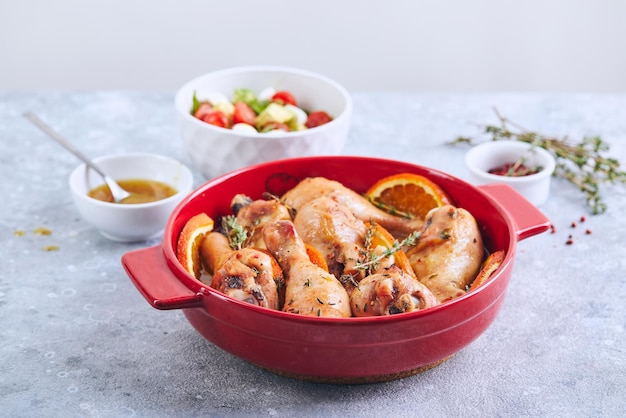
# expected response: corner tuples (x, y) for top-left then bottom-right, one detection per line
(23, 112), (131, 203)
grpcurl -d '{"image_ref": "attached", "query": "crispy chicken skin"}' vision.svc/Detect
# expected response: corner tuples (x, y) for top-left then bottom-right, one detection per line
(406, 205), (484, 302)
(200, 231), (283, 310)
(230, 194), (291, 249)
(292, 196), (367, 282)
(350, 266), (439, 317)
(263, 220), (352, 318)
(281, 177), (423, 239)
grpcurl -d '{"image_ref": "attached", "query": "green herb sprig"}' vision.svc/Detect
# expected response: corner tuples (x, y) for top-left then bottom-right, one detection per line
(355, 225), (422, 276)
(365, 196), (414, 219)
(452, 108), (626, 214)
(222, 215), (248, 250)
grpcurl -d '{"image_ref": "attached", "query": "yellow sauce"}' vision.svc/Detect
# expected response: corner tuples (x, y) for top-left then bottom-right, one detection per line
(88, 179), (177, 204)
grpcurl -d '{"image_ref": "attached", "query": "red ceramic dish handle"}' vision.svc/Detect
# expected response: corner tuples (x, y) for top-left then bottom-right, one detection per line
(478, 183), (551, 241)
(121, 245), (205, 310)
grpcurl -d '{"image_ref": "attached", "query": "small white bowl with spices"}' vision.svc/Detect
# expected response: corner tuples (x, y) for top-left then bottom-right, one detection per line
(464, 141), (556, 206)
(69, 153), (194, 242)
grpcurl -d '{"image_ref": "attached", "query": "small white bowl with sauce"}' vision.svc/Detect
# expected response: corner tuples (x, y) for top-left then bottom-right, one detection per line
(464, 141), (556, 206)
(69, 153), (194, 242)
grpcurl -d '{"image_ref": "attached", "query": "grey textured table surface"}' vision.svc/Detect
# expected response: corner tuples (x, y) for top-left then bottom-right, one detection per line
(1, 92), (625, 417)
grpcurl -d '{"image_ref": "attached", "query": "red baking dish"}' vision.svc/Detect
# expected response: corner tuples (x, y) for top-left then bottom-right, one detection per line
(122, 156), (550, 383)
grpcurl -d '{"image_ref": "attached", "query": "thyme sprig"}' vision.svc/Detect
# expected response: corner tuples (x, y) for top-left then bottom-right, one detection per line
(355, 225), (422, 276)
(365, 196), (414, 219)
(221, 215), (248, 250)
(452, 108), (626, 214)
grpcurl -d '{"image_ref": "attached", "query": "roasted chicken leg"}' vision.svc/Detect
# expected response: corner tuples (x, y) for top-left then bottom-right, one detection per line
(230, 194), (291, 249)
(406, 205), (484, 302)
(292, 196), (367, 283)
(281, 177), (423, 238)
(263, 220), (351, 318)
(350, 265), (439, 317)
(200, 231), (283, 310)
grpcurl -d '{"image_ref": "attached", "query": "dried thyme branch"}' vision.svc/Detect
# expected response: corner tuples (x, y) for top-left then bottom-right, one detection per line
(451, 108), (626, 214)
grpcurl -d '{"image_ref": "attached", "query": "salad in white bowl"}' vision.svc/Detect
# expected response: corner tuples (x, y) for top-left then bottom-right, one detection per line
(174, 65), (352, 179)
(191, 87), (333, 134)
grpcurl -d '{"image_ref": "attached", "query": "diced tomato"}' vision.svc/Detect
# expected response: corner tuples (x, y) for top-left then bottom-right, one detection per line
(193, 88), (334, 132)
(193, 102), (214, 120)
(260, 122), (290, 132)
(198, 110), (229, 128)
(271, 91), (297, 106)
(233, 102), (257, 125)
(305, 111), (332, 128)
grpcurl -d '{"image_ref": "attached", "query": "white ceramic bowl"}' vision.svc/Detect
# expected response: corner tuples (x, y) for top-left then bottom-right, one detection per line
(465, 141), (556, 206)
(69, 153), (194, 242)
(174, 65), (353, 179)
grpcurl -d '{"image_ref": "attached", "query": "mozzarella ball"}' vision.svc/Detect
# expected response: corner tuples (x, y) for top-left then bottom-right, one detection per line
(231, 123), (258, 134)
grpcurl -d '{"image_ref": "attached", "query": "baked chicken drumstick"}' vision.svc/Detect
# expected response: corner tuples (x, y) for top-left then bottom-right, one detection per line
(201, 231), (283, 310)
(406, 205), (484, 302)
(263, 220), (352, 318)
(281, 177), (424, 239)
(350, 265), (439, 317)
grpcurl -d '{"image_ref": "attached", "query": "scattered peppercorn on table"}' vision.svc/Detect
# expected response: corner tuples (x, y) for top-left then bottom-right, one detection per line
(2, 91), (624, 416)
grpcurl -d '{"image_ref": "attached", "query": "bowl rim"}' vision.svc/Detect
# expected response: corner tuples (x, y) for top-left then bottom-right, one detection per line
(69, 152), (194, 209)
(160, 155), (519, 324)
(174, 65), (353, 138)
(465, 140), (556, 183)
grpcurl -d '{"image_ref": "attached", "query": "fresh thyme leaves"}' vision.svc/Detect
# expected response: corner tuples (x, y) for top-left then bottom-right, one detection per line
(222, 215), (248, 250)
(340, 274), (360, 289)
(452, 108), (626, 214)
(356, 224), (422, 275)
(363, 222), (376, 251)
(365, 196), (414, 219)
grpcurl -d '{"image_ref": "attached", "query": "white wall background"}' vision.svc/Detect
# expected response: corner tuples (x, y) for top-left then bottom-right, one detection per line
(1, 0), (625, 92)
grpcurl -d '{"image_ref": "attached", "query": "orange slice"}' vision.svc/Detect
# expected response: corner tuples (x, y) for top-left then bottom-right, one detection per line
(469, 250), (505, 291)
(176, 213), (215, 279)
(305, 244), (329, 272)
(365, 221), (417, 279)
(366, 173), (452, 220)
